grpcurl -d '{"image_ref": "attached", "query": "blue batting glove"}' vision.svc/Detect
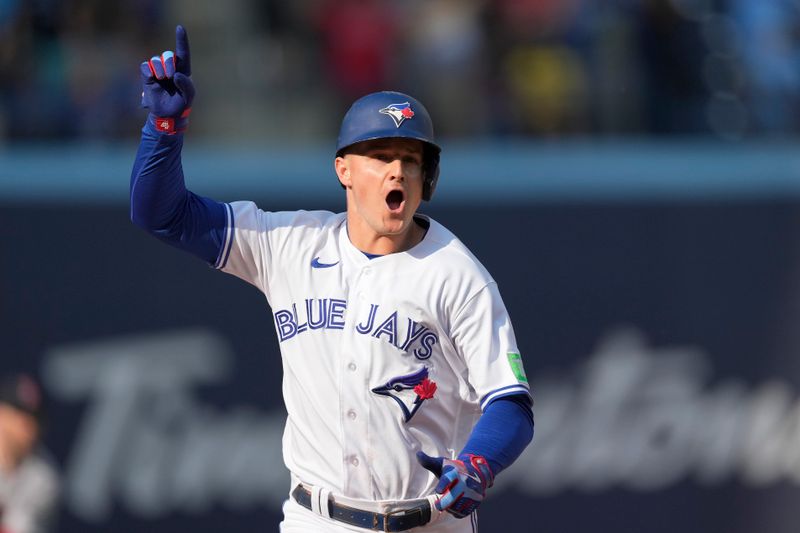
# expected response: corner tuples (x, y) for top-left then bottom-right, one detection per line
(416, 451), (494, 519)
(139, 25), (195, 134)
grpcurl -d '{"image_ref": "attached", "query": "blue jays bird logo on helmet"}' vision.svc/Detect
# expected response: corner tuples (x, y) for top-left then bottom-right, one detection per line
(379, 102), (415, 128)
(372, 367), (437, 423)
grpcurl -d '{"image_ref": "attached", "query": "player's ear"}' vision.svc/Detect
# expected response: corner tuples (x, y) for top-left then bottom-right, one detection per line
(335, 156), (351, 188)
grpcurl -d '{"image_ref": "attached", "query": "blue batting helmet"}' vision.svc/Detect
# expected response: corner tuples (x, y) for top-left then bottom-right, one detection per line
(336, 91), (441, 201)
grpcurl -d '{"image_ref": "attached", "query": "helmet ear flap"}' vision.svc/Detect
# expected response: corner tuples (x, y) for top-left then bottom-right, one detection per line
(422, 146), (440, 201)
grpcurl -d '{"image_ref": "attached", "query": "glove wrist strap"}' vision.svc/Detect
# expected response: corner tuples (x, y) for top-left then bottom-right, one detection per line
(149, 108), (191, 135)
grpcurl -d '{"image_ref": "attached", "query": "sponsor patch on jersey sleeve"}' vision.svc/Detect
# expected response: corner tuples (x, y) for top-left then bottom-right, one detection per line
(507, 352), (528, 384)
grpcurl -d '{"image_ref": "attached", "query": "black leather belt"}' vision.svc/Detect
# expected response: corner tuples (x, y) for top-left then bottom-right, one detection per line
(291, 484), (432, 532)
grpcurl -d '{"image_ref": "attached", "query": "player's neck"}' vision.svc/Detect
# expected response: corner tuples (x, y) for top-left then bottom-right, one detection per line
(346, 215), (425, 255)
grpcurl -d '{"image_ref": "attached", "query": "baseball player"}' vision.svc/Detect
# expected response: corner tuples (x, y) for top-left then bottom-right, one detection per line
(131, 26), (534, 532)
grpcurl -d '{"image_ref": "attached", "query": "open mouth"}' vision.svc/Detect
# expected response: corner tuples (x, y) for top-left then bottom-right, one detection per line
(386, 190), (404, 211)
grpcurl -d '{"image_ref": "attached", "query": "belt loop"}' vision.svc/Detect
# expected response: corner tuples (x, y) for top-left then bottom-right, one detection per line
(426, 494), (442, 523)
(319, 487), (332, 519)
(310, 485), (332, 519)
(310, 485), (323, 516)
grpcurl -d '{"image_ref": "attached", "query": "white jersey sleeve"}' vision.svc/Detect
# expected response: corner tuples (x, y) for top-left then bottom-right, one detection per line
(450, 281), (531, 411)
(215, 201), (340, 302)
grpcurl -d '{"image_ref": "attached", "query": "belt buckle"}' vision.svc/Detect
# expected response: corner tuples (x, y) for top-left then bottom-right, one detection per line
(382, 506), (422, 532)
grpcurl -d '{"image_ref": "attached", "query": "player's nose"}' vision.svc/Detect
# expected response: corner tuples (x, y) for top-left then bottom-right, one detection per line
(385, 158), (405, 181)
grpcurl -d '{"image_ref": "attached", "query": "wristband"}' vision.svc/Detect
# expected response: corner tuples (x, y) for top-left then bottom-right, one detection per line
(150, 108), (192, 135)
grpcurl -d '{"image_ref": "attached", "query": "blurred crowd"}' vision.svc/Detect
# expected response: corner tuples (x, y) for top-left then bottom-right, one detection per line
(1, 0), (799, 142)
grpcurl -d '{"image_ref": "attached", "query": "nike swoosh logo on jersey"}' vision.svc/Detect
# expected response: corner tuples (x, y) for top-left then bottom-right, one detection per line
(311, 257), (339, 269)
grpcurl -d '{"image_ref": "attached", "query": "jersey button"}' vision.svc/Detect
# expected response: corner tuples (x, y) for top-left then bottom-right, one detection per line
(347, 409), (357, 420)
(347, 362), (357, 372)
(349, 456), (360, 467)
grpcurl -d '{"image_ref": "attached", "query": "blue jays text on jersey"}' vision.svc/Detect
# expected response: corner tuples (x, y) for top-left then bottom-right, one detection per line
(274, 297), (439, 360)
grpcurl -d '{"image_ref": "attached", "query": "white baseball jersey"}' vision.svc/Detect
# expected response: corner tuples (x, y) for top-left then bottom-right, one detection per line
(217, 203), (530, 501)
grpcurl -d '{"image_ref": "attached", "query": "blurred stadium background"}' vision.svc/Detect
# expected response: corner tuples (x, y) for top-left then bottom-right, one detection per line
(2, 0), (800, 532)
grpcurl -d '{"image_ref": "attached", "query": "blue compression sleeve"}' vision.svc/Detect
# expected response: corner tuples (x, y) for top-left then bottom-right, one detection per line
(130, 118), (228, 265)
(461, 394), (534, 475)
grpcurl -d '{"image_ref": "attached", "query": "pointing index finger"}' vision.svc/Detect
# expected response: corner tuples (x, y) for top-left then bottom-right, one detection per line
(175, 24), (191, 76)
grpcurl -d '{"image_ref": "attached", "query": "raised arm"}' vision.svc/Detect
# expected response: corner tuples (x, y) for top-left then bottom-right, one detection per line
(130, 25), (229, 267)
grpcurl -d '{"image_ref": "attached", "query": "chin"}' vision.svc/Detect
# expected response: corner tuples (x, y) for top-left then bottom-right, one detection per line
(379, 218), (411, 236)
(380, 225), (406, 237)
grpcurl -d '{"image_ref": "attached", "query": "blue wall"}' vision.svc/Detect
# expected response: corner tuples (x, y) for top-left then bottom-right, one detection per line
(3, 140), (800, 203)
(2, 142), (800, 533)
